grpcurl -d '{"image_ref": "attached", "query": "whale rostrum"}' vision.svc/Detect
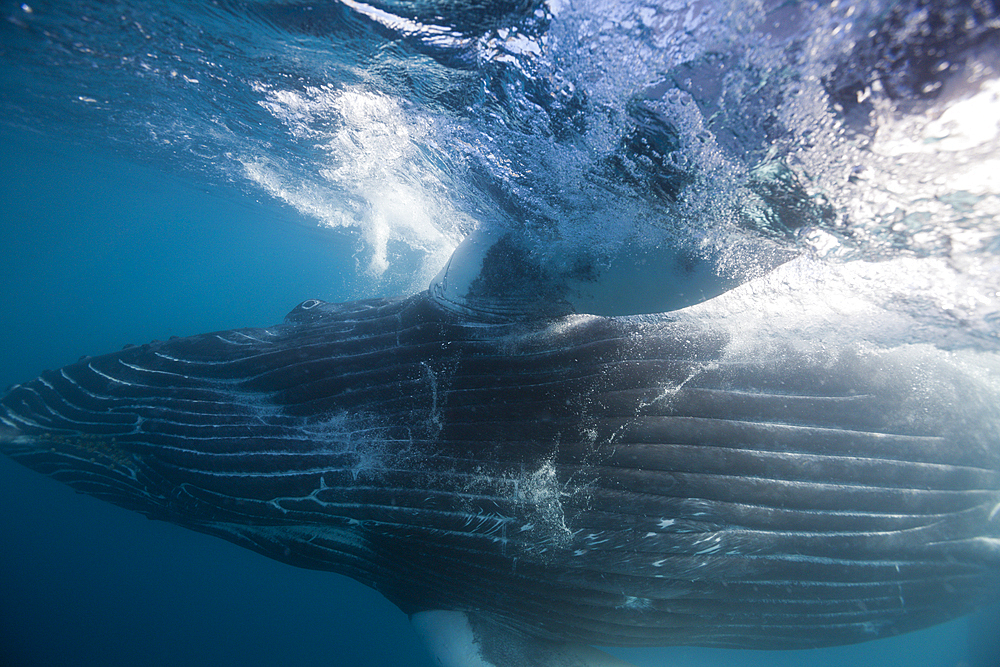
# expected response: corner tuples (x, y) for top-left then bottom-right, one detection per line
(1, 254), (999, 666)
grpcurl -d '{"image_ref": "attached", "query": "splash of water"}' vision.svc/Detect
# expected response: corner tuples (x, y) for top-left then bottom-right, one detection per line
(1, 0), (998, 333)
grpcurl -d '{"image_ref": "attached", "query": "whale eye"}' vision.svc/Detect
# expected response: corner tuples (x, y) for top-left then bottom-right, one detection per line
(300, 299), (321, 310)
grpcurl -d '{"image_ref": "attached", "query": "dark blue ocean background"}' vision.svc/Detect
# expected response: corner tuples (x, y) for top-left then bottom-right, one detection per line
(2, 1), (999, 666)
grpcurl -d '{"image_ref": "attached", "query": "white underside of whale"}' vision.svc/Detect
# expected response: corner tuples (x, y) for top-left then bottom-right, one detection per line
(411, 611), (639, 667)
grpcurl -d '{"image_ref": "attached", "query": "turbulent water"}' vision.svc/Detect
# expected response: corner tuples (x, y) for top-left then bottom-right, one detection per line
(1, 1), (999, 666)
(4, 0), (999, 309)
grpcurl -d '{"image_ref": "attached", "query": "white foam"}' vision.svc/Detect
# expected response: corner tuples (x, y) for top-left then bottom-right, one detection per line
(243, 84), (471, 289)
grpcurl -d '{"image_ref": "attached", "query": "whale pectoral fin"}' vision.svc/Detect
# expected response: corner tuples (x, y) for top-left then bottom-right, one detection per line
(410, 611), (640, 667)
(429, 226), (785, 319)
(429, 229), (576, 322)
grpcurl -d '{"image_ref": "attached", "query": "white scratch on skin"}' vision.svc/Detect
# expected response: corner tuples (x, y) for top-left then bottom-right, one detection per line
(229, 331), (271, 343)
(989, 501), (1000, 521)
(87, 363), (131, 385)
(975, 537), (1000, 550)
(119, 361), (189, 378)
(641, 365), (710, 409)
(268, 498), (288, 514)
(658, 518), (675, 529)
(214, 333), (262, 346)
(652, 559), (667, 567)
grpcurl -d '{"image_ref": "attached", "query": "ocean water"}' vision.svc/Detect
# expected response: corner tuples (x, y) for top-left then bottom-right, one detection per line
(1, 1), (999, 666)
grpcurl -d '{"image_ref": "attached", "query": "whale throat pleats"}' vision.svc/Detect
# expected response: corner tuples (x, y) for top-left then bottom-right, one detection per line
(1, 292), (999, 651)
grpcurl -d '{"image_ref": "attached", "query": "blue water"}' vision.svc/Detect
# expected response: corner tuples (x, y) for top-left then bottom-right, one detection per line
(1, 1), (999, 666)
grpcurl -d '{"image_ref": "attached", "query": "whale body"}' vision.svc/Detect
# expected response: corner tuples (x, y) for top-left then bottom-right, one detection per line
(1, 252), (999, 666)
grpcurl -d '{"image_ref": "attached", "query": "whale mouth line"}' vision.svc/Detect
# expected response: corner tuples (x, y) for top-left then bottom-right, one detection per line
(0, 421), (141, 477)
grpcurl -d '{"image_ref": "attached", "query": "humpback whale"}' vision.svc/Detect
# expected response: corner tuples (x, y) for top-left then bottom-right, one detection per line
(1, 233), (999, 667)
